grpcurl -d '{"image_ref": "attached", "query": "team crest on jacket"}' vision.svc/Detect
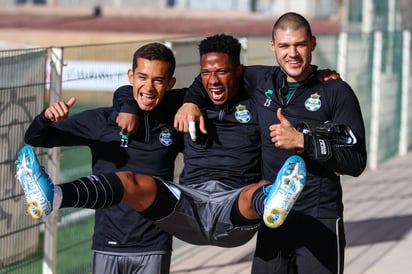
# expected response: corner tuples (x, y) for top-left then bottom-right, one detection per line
(305, 93), (322, 111)
(159, 127), (173, 146)
(235, 104), (251, 123)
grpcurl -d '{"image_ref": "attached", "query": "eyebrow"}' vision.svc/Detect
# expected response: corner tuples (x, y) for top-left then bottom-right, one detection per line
(276, 39), (309, 46)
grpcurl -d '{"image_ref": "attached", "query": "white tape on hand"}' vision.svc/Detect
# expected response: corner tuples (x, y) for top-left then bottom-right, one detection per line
(189, 121), (196, 141)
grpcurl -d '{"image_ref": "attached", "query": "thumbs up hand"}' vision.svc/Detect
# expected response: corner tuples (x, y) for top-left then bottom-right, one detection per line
(45, 97), (77, 122)
(269, 108), (304, 150)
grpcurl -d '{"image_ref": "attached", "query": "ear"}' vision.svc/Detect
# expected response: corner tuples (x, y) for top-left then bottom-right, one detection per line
(311, 36), (317, 52)
(127, 69), (134, 84)
(270, 40), (275, 53)
(235, 64), (244, 77)
(166, 76), (176, 91)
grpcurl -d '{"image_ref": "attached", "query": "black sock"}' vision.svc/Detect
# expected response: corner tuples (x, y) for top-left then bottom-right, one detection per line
(140, 178), (178, 221)
(60, 173), (124, 209)
(251, 186), (266, 217)
(230, 196), (261, 226)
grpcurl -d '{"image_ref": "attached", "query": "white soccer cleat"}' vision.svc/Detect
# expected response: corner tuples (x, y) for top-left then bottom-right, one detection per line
(263, 155), (306, 228)
(15, 145), (54, 219)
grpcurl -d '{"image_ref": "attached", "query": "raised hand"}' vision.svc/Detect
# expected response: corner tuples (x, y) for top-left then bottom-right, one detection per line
(45, 97), (76, 122)
(318, 68), (341, 81)
(269, 108), (304, 150)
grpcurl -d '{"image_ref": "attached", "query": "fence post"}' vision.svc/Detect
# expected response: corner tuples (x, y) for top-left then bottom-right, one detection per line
(399, 30), (411, 155)
(42, 47), (64, 274)
(239, 37), (248, 65)
(369, 31), (383, 170)
(337, 32), (348, 80)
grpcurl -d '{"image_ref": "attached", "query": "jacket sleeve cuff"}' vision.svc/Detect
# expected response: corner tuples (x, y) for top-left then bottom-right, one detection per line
(299, 134), (332, 162)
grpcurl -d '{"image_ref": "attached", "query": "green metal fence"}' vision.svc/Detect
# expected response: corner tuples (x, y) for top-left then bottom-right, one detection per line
(0, 48), (48, 273)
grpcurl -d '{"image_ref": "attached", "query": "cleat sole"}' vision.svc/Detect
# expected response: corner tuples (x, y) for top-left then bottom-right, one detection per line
(263, 155), (306, 228)
(26, 198), (43, 219)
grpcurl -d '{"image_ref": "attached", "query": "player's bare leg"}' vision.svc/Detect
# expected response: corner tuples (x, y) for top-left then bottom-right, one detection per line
(116, 171), (158, 211)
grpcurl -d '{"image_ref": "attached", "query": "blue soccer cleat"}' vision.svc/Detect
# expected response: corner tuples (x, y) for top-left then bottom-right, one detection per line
(15, 145), (54, 219)
(263, 155), (306, 228)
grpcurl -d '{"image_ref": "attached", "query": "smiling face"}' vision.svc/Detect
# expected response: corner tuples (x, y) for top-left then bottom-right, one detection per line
(271, 26), (316, 82)
(200, 52), (243, 105)
(128, 57), (176, 111)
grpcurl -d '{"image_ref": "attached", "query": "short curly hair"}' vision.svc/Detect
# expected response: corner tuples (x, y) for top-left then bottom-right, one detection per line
(198, 34), (241, 66)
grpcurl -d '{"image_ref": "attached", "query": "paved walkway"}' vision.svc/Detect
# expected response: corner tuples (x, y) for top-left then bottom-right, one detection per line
(171, 152), (412, 273)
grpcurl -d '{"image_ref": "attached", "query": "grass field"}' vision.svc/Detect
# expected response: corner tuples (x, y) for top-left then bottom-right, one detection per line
(4, 213), (94, 274)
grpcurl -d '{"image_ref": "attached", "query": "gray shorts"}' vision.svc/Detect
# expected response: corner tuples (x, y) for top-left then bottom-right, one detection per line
(92, 250), (171, 274)
(154, 179), (261, 248)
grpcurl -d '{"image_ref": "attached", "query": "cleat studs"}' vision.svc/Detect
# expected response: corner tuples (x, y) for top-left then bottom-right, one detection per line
(26, 199), (43, 219)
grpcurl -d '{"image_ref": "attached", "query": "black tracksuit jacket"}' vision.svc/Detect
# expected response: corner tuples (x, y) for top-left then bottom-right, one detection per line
(115, 85), (263, 189)
(24, 85), (184, 253)
(185, 65), (367, 219)
(179, 89), (262, 188)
